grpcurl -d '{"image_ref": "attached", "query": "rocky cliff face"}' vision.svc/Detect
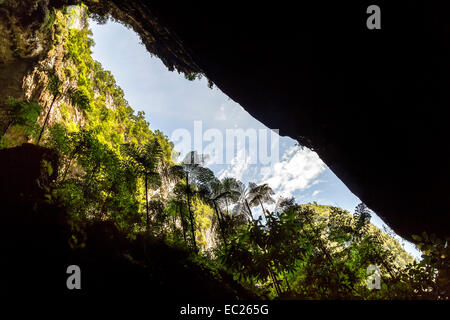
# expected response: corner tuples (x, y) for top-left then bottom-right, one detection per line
(0, 0), (198, 144)
(0, 0), (50, 103)
(0, 1), (85, 145)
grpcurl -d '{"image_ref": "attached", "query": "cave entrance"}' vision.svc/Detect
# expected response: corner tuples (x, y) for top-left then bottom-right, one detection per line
(88, 17), (421, 259)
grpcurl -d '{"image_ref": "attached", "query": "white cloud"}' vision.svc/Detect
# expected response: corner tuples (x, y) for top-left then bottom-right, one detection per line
(217, 145), (325, 203)
(260, 146), (326, 199)
(312, 179), (327, 186)
(218, 149), (251, 181)
(312, 190), (321, 197)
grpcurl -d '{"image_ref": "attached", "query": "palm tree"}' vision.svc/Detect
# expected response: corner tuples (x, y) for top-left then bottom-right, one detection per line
(37, 73), (90, 145)
(36, 73), (62, 144)
(248, 183), (275, 220)
(232, 181), (255, 221)
(122, 139), (162, 231)
(198, 177), (228, 245)
(166, 164), (190, 243)
(173, 151), (215, 252)
(219, 177), (241, 217)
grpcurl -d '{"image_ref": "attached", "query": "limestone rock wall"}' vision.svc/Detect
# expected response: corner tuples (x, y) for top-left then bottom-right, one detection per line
(0, 1), (86, 144)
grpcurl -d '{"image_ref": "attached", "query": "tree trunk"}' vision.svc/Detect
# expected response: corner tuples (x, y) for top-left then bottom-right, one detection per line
(178, 202), (187, 242)
(284, 271), (292, 292)
(269, 260), (282, 295)
(245, 199), (253, 221)
(225, 196), (229, 216)
(37, 94), (58, 145)
(61, 153), (76, 183)
(218, 206), (225, 223)
(145, 174), (149, 231)
(215, 201), (224, 225)
(259, 199), (268, 220)
(268, 267), (282, 296)
(2, 120), (14, 136)
(186, 172), (197, 252)
(213, 201), (227, 245)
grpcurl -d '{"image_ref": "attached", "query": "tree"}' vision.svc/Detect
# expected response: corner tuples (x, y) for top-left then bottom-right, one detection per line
(36, 72), (63, 145)
(122, 140), (162, 230)
(354, 202), (372, 237)
(198, 177), (228, 245)
(168, 190), (189, 244)
(220, 177), (241, 217)
(233, 181), (256, 221)
(247, 183), (275, 220)
(36, 70), (93, 145)
(171, 151), (215, 252)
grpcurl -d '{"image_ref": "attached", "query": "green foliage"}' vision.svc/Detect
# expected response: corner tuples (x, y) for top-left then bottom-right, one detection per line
(47, 72), (63, 97)
(184, 72), (203, 81)
(400, 232), (450, 299)
(0, 98), (42, 148)
(33, 10), (177, 236)
(213, 201), (440, 300)
(41, 9), (57, 31)
(68, 86), (91, 111)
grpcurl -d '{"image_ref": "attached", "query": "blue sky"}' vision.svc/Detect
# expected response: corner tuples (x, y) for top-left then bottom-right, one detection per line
(89, 20), (421, 259)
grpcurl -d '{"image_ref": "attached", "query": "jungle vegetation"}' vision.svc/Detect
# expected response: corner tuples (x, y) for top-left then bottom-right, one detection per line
(0, 5), (448, 300)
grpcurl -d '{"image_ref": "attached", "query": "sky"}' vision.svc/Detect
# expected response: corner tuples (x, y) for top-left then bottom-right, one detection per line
(89, 20), (421, 259)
